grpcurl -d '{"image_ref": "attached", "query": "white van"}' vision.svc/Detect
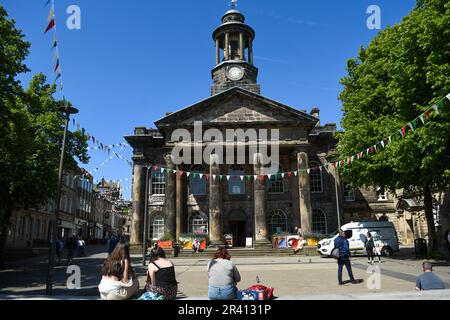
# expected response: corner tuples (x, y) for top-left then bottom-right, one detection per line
(317, 221), (400, 257)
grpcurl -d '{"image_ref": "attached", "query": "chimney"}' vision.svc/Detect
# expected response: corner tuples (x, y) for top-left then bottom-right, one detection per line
(310, 107), (320, 125)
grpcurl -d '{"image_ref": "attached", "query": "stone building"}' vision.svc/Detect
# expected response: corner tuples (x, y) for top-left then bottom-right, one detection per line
(125, 7), (450, 249)
(125, 8), (342, 248)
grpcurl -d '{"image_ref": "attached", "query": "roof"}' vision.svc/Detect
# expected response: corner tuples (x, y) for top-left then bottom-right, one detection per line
(155, 86), (318, 129)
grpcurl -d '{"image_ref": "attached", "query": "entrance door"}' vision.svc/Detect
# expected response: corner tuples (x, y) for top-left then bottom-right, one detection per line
(229, 221), (246, 247)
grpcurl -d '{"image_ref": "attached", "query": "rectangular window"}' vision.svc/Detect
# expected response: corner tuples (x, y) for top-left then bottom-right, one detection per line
(344, 184), (355, 202)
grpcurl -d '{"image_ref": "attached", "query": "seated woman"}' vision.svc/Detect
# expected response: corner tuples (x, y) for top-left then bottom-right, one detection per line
(144, 246), (178, 300)
(207, 247), (241, 300)
(98, 241), (139, 300)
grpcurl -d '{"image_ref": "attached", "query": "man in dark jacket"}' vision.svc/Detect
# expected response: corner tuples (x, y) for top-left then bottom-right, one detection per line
(334, 230), (359, 285)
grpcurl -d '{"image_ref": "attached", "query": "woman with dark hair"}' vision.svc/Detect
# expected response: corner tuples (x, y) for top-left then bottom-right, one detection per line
(207, 247), (241, 300)
(365, 232), (375, 264)
(143, 245), (178, 300)
(98, 241), (139, 300)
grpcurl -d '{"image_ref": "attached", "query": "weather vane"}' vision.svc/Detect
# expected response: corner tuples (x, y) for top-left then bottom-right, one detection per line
(230, 0), (238, 9)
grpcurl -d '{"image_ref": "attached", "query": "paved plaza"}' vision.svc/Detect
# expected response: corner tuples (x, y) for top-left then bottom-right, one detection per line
(1, 245), (449, 300)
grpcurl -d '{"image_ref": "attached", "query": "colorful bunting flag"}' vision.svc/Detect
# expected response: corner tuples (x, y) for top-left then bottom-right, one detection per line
(45, 19), (55, 33)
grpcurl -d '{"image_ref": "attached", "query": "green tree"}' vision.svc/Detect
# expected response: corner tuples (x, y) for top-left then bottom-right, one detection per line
(337, 0), (450, 256)
(0, 6), (89, 265)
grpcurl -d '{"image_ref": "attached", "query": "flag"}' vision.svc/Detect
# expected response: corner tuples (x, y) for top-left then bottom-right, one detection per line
(287, 172), (292, 177)
(45, 19), (55, 33)
(294, 171), (298, 176)
(54, 60), (60, 72)
(48, 6), (54, 20)
(52, 34), (57, 48)
(54, 72), (61, 82)
(44, 0), (52, 7)
(419, 115), (425, 125)
(381, 140), (385, 148)
(432, 104), (440, 114)
(400, 128), (406, 137)
(407, 122), (414, 131)
(446, 93), (450, 101)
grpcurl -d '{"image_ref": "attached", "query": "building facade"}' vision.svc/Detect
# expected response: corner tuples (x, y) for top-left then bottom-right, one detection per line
(126, 8), (342, 248)
(125, 7), (450, 248)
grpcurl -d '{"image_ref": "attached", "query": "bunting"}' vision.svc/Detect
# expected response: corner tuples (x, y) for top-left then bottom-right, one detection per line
(330, 94), (449, 169)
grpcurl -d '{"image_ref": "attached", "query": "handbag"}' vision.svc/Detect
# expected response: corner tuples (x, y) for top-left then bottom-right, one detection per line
(331, 247), (340, 259)
(332, 237), (343, 259)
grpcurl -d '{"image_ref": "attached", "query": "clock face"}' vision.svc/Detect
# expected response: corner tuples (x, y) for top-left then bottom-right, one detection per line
(227, 67), (244, 81)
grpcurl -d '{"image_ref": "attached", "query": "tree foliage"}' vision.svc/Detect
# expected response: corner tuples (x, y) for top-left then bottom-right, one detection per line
(337, 0), (450, 253)
(0, 5), (89, 262)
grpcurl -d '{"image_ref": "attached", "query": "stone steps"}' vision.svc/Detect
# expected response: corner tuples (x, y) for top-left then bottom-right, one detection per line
(170, 246), (320, 258)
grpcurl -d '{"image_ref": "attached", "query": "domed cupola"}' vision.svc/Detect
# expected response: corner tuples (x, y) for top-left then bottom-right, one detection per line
(211, 1), (260, 95)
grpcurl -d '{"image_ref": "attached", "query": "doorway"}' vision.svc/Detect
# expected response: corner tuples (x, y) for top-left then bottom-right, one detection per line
(228, 220), (246, 247)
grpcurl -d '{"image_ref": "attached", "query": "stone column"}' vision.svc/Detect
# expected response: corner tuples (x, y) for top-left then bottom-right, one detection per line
(209, 154), (223, 245)
(175, 166), (184, 241)
(248, 37), (253, 65)
(130, 162), (146, 246)
(291, 158), (301, 229)
(297, 152), (312, 232)
(239, 32), (244, 61)
(253, 153), (270, 245)
(224, 33), (230, 61)
(164, 155), (176, 238)
(215, 38), (220, 65)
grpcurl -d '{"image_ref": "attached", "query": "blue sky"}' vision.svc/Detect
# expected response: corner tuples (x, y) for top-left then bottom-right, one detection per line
(2, 0), (416, 200)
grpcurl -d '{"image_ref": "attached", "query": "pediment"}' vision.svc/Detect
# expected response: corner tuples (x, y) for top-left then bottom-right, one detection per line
(155, 87), (317, 129)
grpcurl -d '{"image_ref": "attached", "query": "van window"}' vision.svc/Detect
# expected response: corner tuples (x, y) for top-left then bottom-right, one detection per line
(344, 230), (353, 239)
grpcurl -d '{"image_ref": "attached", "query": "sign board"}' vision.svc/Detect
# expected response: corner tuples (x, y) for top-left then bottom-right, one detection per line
(246, 237), (253, 248)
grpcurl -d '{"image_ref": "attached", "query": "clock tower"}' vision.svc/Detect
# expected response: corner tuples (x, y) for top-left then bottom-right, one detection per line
(211, 7), (260, 95)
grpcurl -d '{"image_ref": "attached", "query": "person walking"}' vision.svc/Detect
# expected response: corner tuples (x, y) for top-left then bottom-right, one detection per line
(334, 230), (360, 285)
(365, 232), (375, 264)
(415, 262), (445, 291)
(207, 247), (241, 300)
(66, 236), (76, 264)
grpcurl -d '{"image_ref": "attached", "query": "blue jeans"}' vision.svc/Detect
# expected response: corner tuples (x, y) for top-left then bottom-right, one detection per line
(208, 285), (237, 300)
(337, 256), (355, 284)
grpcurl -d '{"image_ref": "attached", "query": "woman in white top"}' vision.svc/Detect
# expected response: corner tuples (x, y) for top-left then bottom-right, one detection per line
(98, 241), (139, 300)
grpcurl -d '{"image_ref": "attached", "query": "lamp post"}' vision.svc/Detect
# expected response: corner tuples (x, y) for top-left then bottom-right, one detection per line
(142, 164), (153, 266)
(46, 104), (79, 295)
(334, 168), (342, 229)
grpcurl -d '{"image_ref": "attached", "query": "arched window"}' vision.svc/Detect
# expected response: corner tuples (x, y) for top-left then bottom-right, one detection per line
(309, 162), (323, 193)
(150, 215), (164, 240)
(312, 209), (327, 235)
(228, 164), (245, 195)
(151, 168), (165, 195)
(190, 212), (209, 235)
(190, 165), (206, 195)
(268, 165), (284, 193)
(268, 210), (288, 235)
